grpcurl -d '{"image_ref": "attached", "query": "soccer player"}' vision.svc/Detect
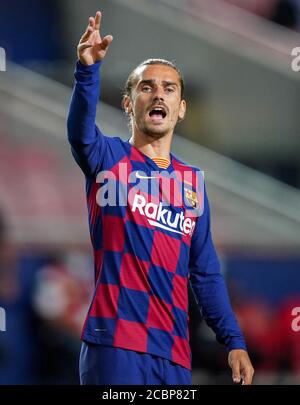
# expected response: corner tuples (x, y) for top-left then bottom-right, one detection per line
(67, 11), (254, 385)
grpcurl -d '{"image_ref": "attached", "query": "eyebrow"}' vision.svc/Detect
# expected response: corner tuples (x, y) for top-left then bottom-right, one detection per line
(138, 79), (178, 87)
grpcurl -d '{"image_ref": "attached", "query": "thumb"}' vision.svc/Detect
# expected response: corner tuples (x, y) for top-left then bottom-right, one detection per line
(231, 360), (241, 383)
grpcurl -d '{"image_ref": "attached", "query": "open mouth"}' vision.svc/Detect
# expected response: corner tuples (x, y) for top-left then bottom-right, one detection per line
(149, 107), (167, 119)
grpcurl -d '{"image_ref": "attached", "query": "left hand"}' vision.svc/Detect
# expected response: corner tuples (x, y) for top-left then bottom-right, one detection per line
(228, 349), (254, 385)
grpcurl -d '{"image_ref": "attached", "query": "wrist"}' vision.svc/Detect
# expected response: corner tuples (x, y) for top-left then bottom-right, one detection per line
(76, 59), (102, 73)
(74, 60), (102, 84)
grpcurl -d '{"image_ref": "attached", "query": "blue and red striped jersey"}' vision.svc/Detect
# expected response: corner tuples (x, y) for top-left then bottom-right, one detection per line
(67, 61), (247, 370)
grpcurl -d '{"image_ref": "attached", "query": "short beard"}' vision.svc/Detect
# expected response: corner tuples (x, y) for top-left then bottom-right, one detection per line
(143, 126), (168, 139)
(134, 120), (170, 139)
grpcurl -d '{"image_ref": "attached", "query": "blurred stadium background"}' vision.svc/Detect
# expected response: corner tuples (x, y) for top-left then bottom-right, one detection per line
(0, 0), (300, 384)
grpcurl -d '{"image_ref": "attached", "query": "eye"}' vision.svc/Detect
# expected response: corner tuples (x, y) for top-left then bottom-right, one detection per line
(166, 87), (175, 93)
(142, 86), (152, 92)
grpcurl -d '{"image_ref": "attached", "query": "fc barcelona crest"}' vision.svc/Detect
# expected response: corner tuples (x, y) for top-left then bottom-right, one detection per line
(184, 187), (198, 208)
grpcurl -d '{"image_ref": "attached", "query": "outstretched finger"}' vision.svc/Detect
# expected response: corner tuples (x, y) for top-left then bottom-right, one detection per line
(89, 16), (95, 28)
(81, 26), (93, 42)
(94, 11), (102, 30)
(81, 16), (95, 39)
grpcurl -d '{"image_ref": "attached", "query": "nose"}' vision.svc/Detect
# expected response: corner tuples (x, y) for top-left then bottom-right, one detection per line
(153, 95), (164, 103)
(153, 86), (164, 102)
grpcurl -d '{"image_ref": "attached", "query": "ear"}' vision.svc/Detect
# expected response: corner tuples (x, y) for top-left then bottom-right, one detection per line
(123, 95), (133, 116)
(178, 99), (186, 122)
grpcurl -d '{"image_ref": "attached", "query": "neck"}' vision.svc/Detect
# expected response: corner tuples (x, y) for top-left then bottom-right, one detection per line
(129, 127), (173, 160)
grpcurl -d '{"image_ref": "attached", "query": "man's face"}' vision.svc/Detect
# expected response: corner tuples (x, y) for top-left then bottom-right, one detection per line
(124, 64), (186, 138)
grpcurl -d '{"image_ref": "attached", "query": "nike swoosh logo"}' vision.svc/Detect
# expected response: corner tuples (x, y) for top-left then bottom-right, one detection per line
(135, 171), (157, 180)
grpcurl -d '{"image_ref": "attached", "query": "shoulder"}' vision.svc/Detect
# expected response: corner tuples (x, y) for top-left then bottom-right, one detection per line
(171, 153), (202, 174)
(171, 153), (204, 188)
(172, 153), (207, 215)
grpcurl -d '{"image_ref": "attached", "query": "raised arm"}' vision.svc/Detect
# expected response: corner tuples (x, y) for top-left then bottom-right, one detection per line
(67, 11), (113, 177)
